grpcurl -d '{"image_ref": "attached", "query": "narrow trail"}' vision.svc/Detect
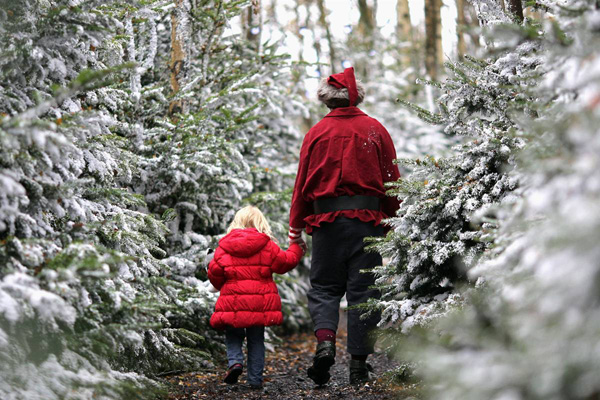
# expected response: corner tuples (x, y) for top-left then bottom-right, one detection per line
(165, 328), (417, 399)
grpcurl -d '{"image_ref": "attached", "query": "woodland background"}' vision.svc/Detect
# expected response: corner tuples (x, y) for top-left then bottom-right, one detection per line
(1, 0), (599, 399)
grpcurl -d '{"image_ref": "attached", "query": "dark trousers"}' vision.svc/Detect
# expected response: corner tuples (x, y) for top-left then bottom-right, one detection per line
(307, 217), (383, 355)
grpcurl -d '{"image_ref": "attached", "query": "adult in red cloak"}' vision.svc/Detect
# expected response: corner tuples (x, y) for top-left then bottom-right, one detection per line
(288, 67), (401, 385)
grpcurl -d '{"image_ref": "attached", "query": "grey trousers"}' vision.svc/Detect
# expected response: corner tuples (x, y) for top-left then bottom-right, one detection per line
(307, 217), (383, 355)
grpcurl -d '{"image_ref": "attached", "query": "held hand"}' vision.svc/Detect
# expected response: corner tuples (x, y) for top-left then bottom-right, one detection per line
(296, 238), (308, 255)
(288, 227), (303, 244)
(288, 227), (307, 255)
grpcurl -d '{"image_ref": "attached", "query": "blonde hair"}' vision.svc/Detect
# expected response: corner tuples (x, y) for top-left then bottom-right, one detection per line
(227, 205), (275, 240)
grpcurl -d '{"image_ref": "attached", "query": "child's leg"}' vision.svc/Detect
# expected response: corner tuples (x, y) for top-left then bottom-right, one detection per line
(245, 326), (265, 386)
(225, 327), (245, 368)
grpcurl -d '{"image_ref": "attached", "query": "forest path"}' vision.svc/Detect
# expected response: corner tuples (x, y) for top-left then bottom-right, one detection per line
(165, 328), (416, 399)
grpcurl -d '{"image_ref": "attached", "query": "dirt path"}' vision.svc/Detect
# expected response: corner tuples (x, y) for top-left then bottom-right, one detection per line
(165, 329), (417, 399)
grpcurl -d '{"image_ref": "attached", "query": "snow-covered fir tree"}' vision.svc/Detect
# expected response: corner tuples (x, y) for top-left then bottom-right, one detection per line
(0, 0), (311, 397)
(0, 2), (178, 396)
(396, 2), (600, 399)
(7, 0), (599, 398)
(368, 5), (541, 332)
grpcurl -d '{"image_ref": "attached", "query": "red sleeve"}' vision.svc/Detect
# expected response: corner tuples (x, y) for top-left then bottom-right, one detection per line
(270, 241), (303, 275)
(289, 135), (312, 230)
(380, 126), (401, 219)
(207, 251), (225, 290)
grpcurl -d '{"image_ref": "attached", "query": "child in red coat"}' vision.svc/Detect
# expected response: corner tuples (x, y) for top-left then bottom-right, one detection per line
(208, 205), (306, 388)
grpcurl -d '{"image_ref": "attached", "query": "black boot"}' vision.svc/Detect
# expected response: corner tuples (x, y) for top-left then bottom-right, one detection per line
(349, 359), (373, 385)
(223, 363), (243, 384)
(307, 341), (336, 385)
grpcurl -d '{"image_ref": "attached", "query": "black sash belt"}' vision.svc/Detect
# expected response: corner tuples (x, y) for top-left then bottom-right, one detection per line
(312, 195), (380, 214)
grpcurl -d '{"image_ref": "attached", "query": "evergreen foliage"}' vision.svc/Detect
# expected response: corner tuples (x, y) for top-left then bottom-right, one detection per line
(0, 0), (310, 397)
(406, 2), (600, 398)
(369, 23), (540, 332)
(5, 0), (599, 398)
(370, 1), (600, 398)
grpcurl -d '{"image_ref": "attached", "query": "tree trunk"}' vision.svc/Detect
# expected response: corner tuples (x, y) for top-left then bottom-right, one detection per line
(169, 0), (189, 117)
(357, 0), (376, 40)
(356, 0), (376, 78)
(466, 3), (481, 46)
(293, 1), (304, 62)
(396, 0), (411, 42)
(424, 0), (442, 79)
(267, 0), (277, 22)
(307, 2), (324, 78)
(506, 0), (524, 22)
(317, 0), (337, 73)
(456, 0), (466, 59)
(524, 4), (543, 20)
(244, 0), (262, 48)
(436, 0), (443, 67)
(396, 0), (413, 68)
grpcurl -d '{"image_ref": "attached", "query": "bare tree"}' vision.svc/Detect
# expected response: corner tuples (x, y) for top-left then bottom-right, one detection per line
(506, 0), (524, 22)
(465, 2), (481, 47)
(396, 0), (413, 67)
(424, 0), (442, 79)
(436, 0), (443, 68)
(456, 0), (466, 59)
(357, 0), (376, 38)
(244, 0), (263, 50)
(355, 0), (377, 77)
(267, 0), (277, 22)
(317, 0), (337, 73)
(169, 0), (190, 117)
(524, 7), (543, 20)
(293, 0), (304, 62)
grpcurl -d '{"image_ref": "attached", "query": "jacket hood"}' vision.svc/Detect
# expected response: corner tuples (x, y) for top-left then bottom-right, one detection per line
(219, 228), (270, 257)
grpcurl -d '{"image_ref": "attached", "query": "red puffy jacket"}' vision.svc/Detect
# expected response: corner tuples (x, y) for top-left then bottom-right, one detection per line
(208, 228), (303, 329)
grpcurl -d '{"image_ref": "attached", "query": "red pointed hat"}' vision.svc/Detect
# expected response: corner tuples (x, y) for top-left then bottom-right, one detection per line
(327, 67), (358, 107)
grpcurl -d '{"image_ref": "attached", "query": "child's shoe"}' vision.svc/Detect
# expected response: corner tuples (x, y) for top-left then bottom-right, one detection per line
(223, 363), (243, 384)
